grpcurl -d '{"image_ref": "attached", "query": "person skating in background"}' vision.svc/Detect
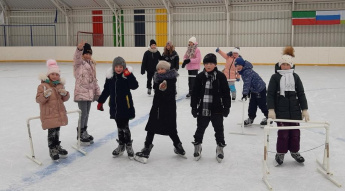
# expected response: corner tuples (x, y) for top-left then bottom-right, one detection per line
(191, 53), (231, 163)
(235, 57), (268, 127)
(97, 57), (139, 159)
(267, 46), (309, 165)
(36, 59), (70, 160)
(135, 61), (185, 164)
(216, 47), (241, 100)
(162, 41), (179, 71)
(141, 39), (161, 95)
(182, 36), (201, 98)
(73, 40), (101, 145)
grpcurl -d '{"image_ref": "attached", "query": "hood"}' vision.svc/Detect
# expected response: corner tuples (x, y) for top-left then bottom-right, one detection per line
(39, 73), (65, 85)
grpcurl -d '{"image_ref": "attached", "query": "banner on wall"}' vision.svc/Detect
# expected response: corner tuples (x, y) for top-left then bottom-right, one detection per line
(292, 10), (345, 25)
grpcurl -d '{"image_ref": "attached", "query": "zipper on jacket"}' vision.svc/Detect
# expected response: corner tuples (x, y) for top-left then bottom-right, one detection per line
(126, 95), (130, 108)
(114, 75), (118, 118)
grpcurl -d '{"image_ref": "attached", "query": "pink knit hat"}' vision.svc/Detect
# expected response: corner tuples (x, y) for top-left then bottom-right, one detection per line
(46, 59), (60, 75)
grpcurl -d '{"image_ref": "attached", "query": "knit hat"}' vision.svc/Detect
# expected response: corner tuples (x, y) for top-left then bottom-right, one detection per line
(83, 43), (92, 55)
(46, 59), (60, 75)
(166, 41), (173, 46)
(279, 55), (293, 68)
(112, 56), (126, 70)
(156, 60), (171, 70)
(234, 57), (245, 67)
(150, 39), (156, 46)
(188, 36), (196, 44)
(203, 53), (217, 64)
(233, 47), (240, 54)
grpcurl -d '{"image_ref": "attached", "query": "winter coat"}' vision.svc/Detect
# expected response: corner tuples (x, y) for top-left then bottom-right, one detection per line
(191, 68), (231, 114)
(141, 48), (161, 74)
(98, 68), (139, 120)
(183, 43), (201, 71)
(218, 50), (240, 80)
(36, 75), (70, 130)
(267, 72), (308, 120)
(73, 49), (101, 101)
(162, 50), (179, 71)
(238, 61), (266, 95)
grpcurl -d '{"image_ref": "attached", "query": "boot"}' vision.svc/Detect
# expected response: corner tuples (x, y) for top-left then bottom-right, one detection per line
(134, 144), (154, 164)
(126, 140), (134, 160)
(275, 153), (285, 165)
(174, 142), (186, 157)
(112, 139), (125, 157)
(49, 147), (59, 161)
(147, 88), (152, 95)
(77, 127), (93, 145)
(56, 141), (68, 158)
(192, 142), (202, 161)
(291, 152), (305, 163)
(84, 126), (94, 141)
(244, 118), (254, 126)
(260, 118), (268, 126)
(216, 142), (226, 163)
(231, 92), (236, 101)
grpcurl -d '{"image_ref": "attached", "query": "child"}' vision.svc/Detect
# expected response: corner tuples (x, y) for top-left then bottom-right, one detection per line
(141, 39), (161, 95)
(36, 59), (70, 160)
(73, 40), (101, 145)
(182, 36), (201, 98)
(216, 47), (241, 100)
(267, 46), (309, 165)
(135, 61), (185, 164)
(191, 53), (231, 163)
(235, 57), (268, 126)
(97, 57), (139, 159)
(161, 41), (179, 71)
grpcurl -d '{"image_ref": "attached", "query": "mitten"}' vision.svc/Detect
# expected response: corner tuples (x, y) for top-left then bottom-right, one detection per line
(302, 109), (310, 122)
(58, 89), (68, 96)
(182, 59), (191, 68)
(43, 86), (52, 98)
(123, 66), (133, 77)
(241, 94), (248, 101)
(216, 47), (219, 52)
(97, 102), (104, 111)
(222, 108), (230, 117)
(191, 108), (198, 118)
(159, 80), (167, 91)
(226, 51), (233, 57)
(268, 109), (276, 120)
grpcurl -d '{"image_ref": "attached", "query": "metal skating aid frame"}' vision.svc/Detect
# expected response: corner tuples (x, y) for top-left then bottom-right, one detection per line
(26, 109), (86, 165)
(262, 119), (342, 190)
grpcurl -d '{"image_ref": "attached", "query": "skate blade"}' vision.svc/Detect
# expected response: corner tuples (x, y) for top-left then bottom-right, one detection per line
(216, 157), (223, 163)
(178, 154), (187, 159)
(80, 142), (91, 146)
(134, 156), (147, 164)
(194, 155), (201, 161)
(59, 154), (68, 159)
(128, 155), (134, 160)
(112, 152), (124, 158)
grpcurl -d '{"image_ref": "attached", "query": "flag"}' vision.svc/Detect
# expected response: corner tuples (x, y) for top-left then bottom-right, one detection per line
(292, 10), (345, 25)
(0, 11), (4, 25)
(292, 11), (316, 25)
(316, 11), (340, 25)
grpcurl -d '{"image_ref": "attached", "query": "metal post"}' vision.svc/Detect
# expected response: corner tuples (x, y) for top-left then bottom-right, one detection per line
(30, 25), (33, 46)
(65, 15), (69, 46)
(291, 0), (295, 46)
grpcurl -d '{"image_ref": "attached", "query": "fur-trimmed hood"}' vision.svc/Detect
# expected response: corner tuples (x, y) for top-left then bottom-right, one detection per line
(148, 47), (158, 53)
(39, 73), (65, 85)
(154, 69), (179, 83)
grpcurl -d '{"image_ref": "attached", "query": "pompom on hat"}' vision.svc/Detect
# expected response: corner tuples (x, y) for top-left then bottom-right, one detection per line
(156, 60), (171, 70)
(279, 55), (293, 68)
(46, 59), (60, 75)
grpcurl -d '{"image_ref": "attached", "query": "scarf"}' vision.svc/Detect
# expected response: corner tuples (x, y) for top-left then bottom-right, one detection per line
(277, 69), (295, 97)
(154, 69), (179, 83)
(44, 79), (60, 85)
(202, 70), (217, 116)
(186, 44), (198, 58)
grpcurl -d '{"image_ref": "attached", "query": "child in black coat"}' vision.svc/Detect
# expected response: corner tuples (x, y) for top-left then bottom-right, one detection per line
(135, 61), (185, 164)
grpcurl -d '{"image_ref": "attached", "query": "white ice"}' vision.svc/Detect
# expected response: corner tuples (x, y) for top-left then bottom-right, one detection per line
(0, 62), (344, 191)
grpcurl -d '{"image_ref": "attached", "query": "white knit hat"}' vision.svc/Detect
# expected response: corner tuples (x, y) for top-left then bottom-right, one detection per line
(233, 48), (240, 54)
(279, 55), (293, 67)
(188, 36), (196, 44)
(46, 59), (60, 75)
(156, 61), (171, 70)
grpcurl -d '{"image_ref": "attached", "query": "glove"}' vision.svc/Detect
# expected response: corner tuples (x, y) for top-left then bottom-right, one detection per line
(159, 80), (167, 91)
(268, 109), (276, 120)
(226, 51), (233, 57)
(302, 109), (310, 122)
(236, 78), (240, 82)
(43, 86), (52, 98)
(182, 59), (191, 68)
(216, 47), (220, 52)
(97, 102), (104, 111)
(222, 108), (230, 117)
(123, 66), (133, 77)
(191, 108), (198, 118)
(58, 89), (68, 96)
(241, 94), (248, 101)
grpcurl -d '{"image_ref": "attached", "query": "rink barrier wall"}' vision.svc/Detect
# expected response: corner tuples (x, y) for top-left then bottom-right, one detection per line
(0, 47), (344, 66)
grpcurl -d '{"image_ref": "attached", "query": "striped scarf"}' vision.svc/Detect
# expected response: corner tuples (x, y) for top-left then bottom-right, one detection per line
(202, 71), (217, 116)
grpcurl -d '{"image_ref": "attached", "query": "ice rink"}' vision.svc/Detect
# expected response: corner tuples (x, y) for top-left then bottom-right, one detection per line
(0, 62), (344, 191)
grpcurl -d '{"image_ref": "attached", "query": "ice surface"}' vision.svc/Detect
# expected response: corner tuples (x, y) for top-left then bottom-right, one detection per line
(0, 62), (344, 191)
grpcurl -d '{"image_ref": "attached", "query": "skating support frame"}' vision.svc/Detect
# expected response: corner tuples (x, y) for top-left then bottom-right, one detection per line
(262, 119), (342, 190)
(26, 109), (86, 165)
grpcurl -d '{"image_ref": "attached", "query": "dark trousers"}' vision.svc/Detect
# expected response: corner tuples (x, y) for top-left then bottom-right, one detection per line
(146, 71), (155, 89)
(48, 127), (60, 149)
(276, 122), (300, 153)
(248, 88), (268, 120)
(115, 118), (131, 144)
(194, 114), (225, 145)
(144, 131), (181, 148)
(188, 70), (198, 94)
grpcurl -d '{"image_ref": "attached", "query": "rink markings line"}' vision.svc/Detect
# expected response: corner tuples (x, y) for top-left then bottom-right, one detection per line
(6, 95), (187, 191)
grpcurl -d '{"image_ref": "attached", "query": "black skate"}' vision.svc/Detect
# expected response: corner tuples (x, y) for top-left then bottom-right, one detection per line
(134, 144), (154, 164)
(84, 126), (94, 141)
(291, 152), (305, 163)
(275, 153), (285, 166)
(192, 142), (202, 161)
(112, 140), (125, 157)
(56, 142), (68, 159)
(147, 88), (152, 95)
(244, 118), (254, 126)
(216, 143), (226, 163)
(126, 140), (134, 160)
(77, 127), (94, 146)
(49, 147), (59, 161)
(260, 118), (268, 128)
(174, 143), (187, 159)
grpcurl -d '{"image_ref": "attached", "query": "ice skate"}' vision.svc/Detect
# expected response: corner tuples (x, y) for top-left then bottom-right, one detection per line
(275, 153), (285, 166)
(291, 152), (305, 163)
(244, 118), (254, 126)
(56, 142), (68, 159)
(134, 144), (154, 164)
(147, 88), (152, 95)
(77, 127), (94, 146)
(231, 92), (236, 101)
(260, 118), (268, 128)
(84, 126), (94, 141)
(112, 140), (125, 157)
(186, 93), (191, 98)
(174, 142), (187, 159)
(216, 143), (226, 163)
(49, 147), (59, 161)
(126, 140), (134, 160)
(192, 142), (202, 161)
